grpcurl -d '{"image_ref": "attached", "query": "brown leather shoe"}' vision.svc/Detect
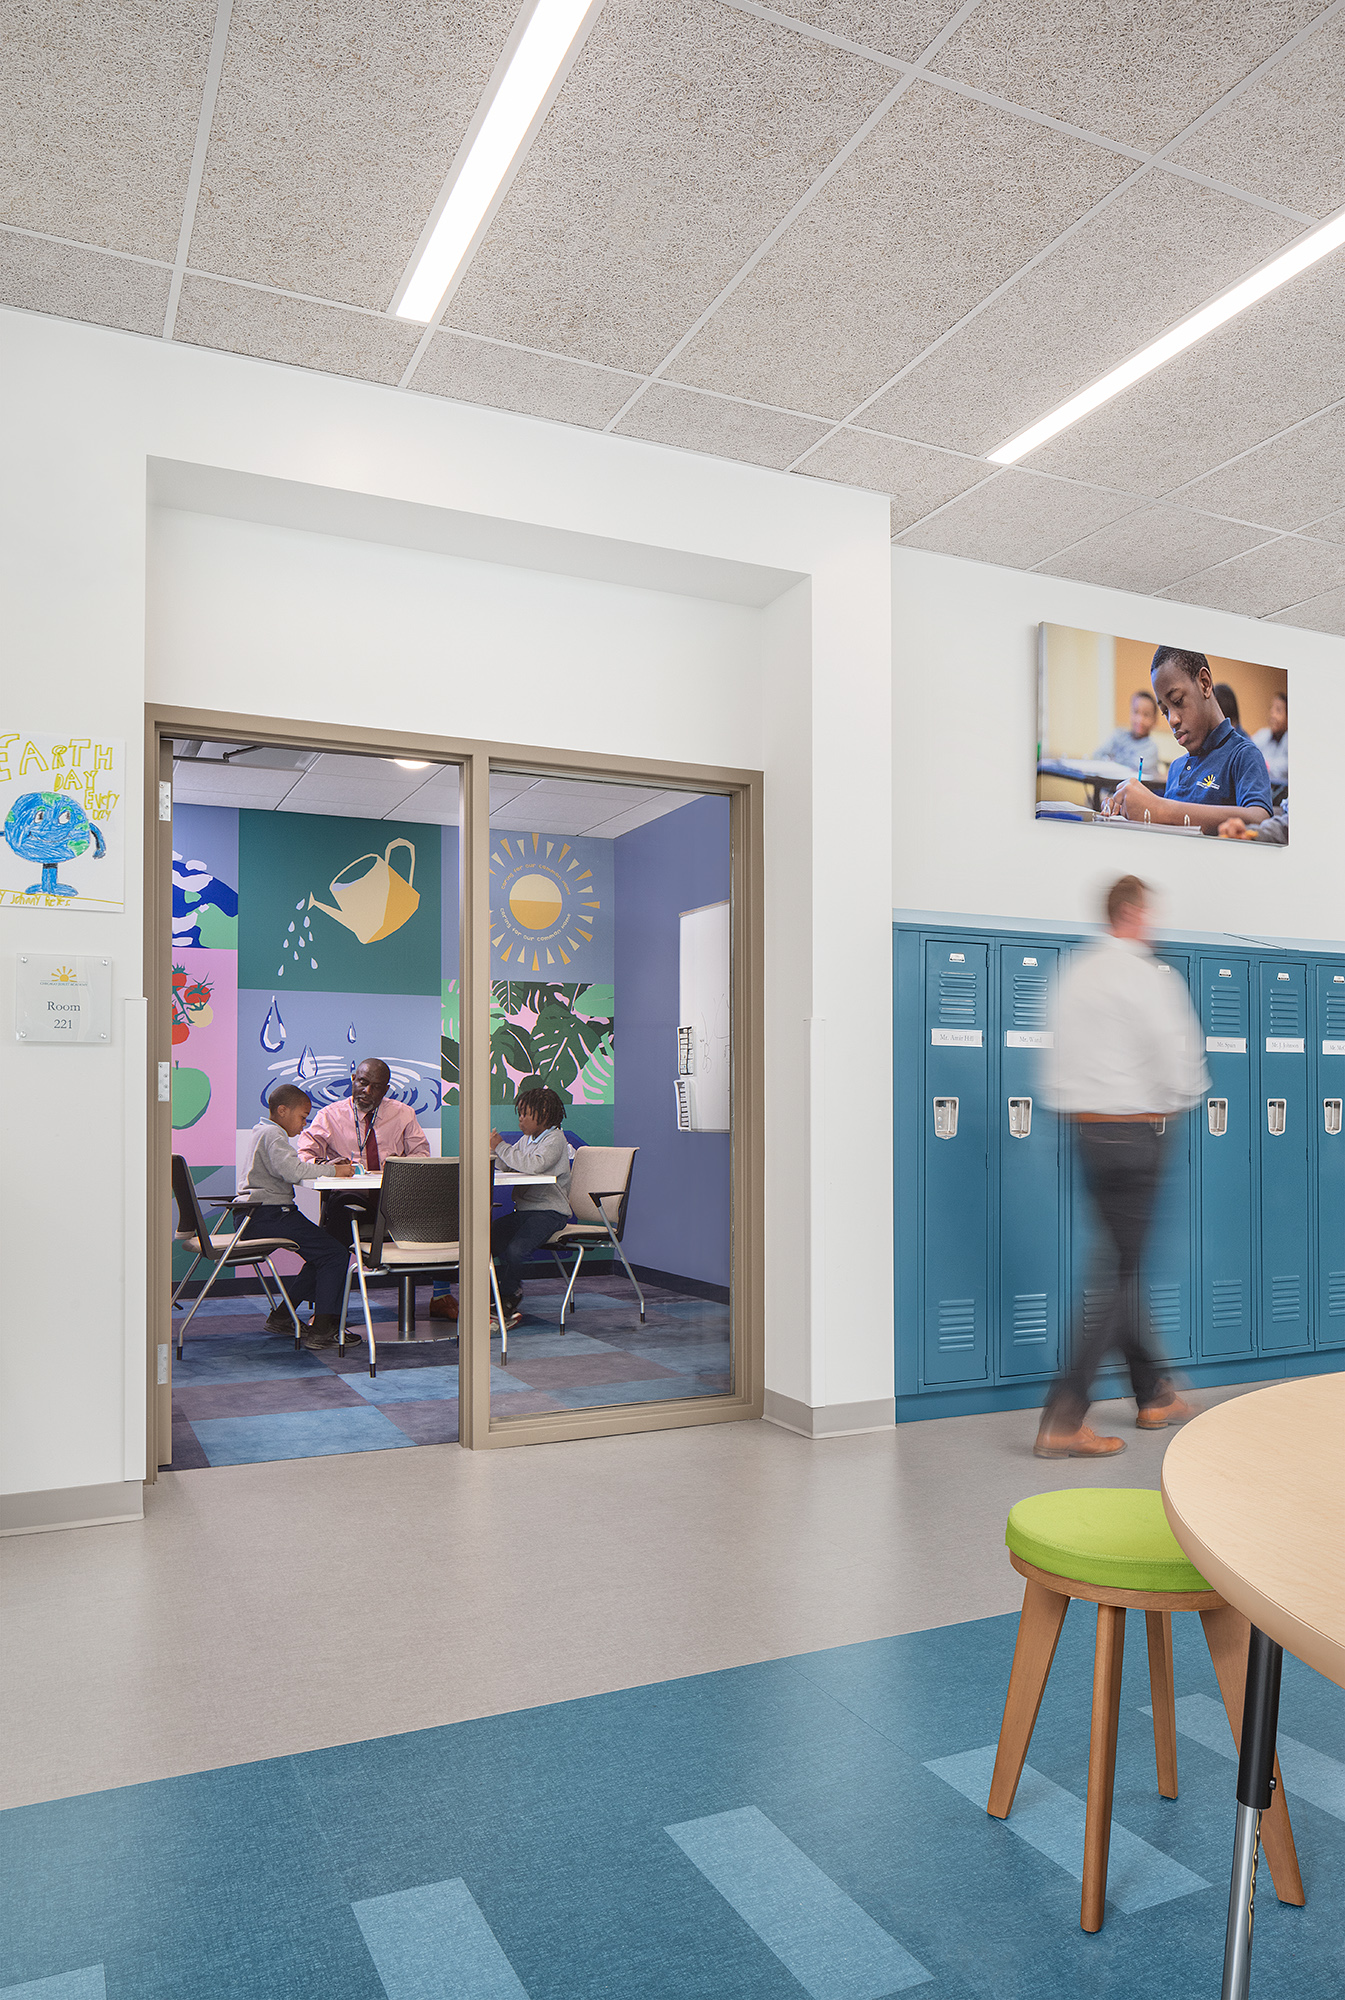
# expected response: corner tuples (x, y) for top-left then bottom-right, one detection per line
(429, 1293), (459, 1321)
(1137, 1389), (1200, 1429)
(1034, 1420), (1127, 1459)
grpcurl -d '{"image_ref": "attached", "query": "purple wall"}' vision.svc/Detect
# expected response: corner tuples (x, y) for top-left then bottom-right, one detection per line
(614, 795), (731, 1288)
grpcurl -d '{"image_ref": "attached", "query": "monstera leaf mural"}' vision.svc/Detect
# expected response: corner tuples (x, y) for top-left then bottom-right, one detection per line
(488, 981), (614, 1108)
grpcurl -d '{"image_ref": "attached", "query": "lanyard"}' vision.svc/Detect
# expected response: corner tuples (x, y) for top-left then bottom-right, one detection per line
(356, 1108), (377, 1163)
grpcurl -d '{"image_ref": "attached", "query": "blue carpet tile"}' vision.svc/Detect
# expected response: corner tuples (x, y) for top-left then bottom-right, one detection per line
(170, 1277), (732, 1469)
(4, 1611), (1342, 1997)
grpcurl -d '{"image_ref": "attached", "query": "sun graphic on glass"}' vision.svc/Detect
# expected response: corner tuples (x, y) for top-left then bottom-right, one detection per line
(509, 872), (564, 931)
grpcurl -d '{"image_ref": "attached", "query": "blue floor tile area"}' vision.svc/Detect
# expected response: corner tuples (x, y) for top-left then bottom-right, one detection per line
(4, 1611), (1344, 1997)
(189, 1406), (417, 1465)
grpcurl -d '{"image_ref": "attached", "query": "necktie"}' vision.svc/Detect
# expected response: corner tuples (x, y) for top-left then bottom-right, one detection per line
(364, 1115), (380, 1171)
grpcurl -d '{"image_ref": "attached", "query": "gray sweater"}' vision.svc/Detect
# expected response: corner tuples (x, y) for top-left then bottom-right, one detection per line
(494, 1126), (571, 1214)
(241, 1120), (331, 1206)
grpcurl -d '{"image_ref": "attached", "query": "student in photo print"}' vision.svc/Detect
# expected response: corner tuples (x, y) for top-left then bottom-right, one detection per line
(1103, 648), (1271, 833)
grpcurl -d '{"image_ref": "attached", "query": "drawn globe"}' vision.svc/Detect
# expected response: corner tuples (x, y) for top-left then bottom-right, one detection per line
(4, 791), (97, 863)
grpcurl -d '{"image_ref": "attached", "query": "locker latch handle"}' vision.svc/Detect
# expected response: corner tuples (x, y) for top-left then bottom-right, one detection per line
(1207, 1098), (1227, 1137)
(1008, 1096), (1032, 1138)
(933, 1097), (959, 1140)
(1326, 1099), (1343, 1136)
(1267, 1098), (1287, 1136)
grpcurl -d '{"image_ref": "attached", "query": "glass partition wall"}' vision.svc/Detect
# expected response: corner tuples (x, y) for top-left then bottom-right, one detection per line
(483, 770), (734, 1429)
(147, 716), (759, 1471)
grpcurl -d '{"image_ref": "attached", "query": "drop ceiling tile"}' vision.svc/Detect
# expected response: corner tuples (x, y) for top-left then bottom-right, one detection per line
(492, 807), (615, 836)
(897, 470), (1142, 567)
(862, 173), (1297, 456)
(447, 0), (895, 373)
(1176, 404), (1345, 533)
(1267, 584), (1345, 635)
(584, 793), (705, 838)
(412, 334), (638, 431)
(932, 0), (1321, 151)
(171, 768), (300, 809)
(1035, 504), (1269, 594)
(772, 2), (969, 62)
(615, 383), (829, 467)
(280, 775), (415, 811)
(1300, 508), (1345, 545)
(188, 0), (520, 309)
(670, 81), (1130, 417)
(798, 428), (993, 532)
(1158, 534), (1345, 617)
(0, 233), (171, 335)
(173, 278), (421, 382)
(1022, 255), (1345, 495)
(1167, 15), (1345, 218)
(0, 0), (216, 258)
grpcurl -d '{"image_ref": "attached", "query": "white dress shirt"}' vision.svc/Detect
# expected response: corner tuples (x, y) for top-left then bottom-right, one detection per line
(1048, 935), (1209, 1115)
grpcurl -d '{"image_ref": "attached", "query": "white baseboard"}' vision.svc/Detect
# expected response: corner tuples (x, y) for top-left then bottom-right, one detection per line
(0, 1480), (144, 1537)
(762, 1390), (896, 1439)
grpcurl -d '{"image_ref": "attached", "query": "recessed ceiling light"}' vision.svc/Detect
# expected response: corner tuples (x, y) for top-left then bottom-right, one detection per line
(987, 207), (1345, 466)
(393, 0), (595, 325)
(392, 759), (430, 770)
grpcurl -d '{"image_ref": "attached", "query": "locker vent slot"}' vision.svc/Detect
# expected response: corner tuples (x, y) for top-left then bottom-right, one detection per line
(1083, 1290), (1109, 1335)
(937, 1298), (976, 1351)
(1207, 989), (1243, 1035)
(1012, 1293), (1048, 1345)
(1271, 1275), (1301, 1323)
(1328, 1271), (1345, 1318)
(1148, 1284), (1181, 1340)
(1011, 975), (1050, 1029)
(1267, 992), (1302, 1036)
(1325, 996), (1345, 1039)
(1210, 1279), (1243, 1328)
(937, 973), (978, 1026)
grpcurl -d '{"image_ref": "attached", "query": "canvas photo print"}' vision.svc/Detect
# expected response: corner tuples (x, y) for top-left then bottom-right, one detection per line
(1036, 624), (1288, 846)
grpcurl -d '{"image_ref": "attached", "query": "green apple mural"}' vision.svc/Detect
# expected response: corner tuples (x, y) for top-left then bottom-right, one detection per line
(171, 1062), (212, 1128)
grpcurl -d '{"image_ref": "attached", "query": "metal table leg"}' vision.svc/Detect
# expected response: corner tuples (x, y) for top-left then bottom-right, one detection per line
(398, 1276), (416, 1339)
(1221, 1624), (1284, 2000)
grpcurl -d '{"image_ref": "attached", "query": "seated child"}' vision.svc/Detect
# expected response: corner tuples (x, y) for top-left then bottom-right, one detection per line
(489, 1086), (572, 1329)
(240, 1084), (354, 1348)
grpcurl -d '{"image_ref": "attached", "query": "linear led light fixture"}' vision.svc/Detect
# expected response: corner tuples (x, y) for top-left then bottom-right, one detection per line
(392, 0), (596, 325)
(987, 207), (1345, 466)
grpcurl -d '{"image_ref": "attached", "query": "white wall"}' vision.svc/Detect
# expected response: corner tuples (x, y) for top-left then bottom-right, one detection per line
(893, 548), (1345, 945)
(0, 309), (893, 1507)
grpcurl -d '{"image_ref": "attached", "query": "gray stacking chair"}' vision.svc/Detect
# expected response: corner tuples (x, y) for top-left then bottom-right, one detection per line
(171, 1153), (303, 1356)
(544, 1146), (644, 1333)
(348, 1157), (461, 1377)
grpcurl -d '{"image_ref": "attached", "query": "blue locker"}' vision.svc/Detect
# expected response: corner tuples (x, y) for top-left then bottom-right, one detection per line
(922, 940), (989, 1385)
(1259, 961), (1310, 1352)
(1316, 965), (1345, 1351)
(1198, 958), (1254, 1358)
(1145, 954), (1195, 1366)
(998, 944), (1061, 1378)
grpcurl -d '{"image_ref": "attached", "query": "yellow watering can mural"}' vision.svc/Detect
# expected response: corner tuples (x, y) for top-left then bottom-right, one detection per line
(309, 838), (420, 945)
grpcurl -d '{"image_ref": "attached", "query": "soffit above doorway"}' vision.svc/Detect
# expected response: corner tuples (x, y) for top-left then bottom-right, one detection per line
(6, 3), (1345, 633)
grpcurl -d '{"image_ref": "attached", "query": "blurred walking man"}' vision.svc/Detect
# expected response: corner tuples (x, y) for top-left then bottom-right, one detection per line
(1036, 875), (1206, 1458)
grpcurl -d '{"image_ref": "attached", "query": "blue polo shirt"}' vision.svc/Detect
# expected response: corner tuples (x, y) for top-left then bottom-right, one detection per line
(1163, 717), (1272, 813)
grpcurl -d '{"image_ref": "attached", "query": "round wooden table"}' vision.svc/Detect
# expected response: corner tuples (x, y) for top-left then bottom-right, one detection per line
(1163, 1376), (1345, 1999)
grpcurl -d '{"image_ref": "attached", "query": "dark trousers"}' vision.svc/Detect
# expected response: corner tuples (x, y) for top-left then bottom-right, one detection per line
(243, 1203), (349, 1318)
(1046, 1120), (1168, 1426)
(491, 1208), (565, 1306)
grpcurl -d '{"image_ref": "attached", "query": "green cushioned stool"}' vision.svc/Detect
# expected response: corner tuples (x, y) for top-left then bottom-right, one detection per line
(987, 1487), (1303, 1935)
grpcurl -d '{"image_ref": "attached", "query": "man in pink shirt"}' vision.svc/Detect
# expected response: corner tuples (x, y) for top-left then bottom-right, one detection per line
(297, 1058), (431, 1170)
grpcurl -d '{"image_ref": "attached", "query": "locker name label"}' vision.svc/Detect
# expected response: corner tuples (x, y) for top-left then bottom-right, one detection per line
(1265, 1037), (1305, 1053)
(1205, 1036), (1246, 1054)
(930, 1029), (982, 1048)
(1323, 1041), (1345, 1057)
(1005, 1031), (1052, 1048)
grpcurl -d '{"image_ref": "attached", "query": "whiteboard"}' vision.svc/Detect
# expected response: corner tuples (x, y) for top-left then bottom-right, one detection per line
(678, 899), (730, 1131)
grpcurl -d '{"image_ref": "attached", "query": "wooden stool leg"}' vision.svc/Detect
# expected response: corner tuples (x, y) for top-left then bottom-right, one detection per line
(987, 1579), (1070, 1819)
(1200, 1605), (1305, 1907)
(1082, 1603), (1126, 1933)
(1145, 1610), (1179, 1799)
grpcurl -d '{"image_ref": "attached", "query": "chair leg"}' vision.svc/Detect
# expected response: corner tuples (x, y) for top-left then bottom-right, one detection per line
(1082, 1603), (1126, 1933)
(605, 1221), (645, 1322)
(352, 1237), (377, 1378)
(559, 1244), (584, 1332)
(175, 1256), (226, 1354)
(263, 1261), (301, 1346)
(988, 1579), (1070, 1820)
(338, 1261), (355, 1353)
(1200, 1605), (1304, 1907)
(489, 1258), (508, 1365)
(1145, 1610), (1179, 1799)
(171, 1251), (203, 1309)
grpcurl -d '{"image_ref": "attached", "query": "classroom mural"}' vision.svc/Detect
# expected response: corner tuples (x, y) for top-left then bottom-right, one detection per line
(490, 830), (613, 981)
(0, 728), (124, 911)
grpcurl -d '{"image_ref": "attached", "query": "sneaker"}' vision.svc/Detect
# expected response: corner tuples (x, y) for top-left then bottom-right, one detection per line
(1137, 1387), (1200, 1430)
(1034, 1420), (1126, 1459)
(265, 1306), (297, 1334)
(302, 1314), (340, 1351)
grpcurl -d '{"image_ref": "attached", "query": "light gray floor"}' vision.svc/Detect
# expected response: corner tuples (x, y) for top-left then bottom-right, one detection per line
(0, 1380), (1275, 1811)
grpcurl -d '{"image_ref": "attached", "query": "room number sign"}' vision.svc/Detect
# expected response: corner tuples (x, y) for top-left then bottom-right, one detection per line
(14, 953), (111, 1043)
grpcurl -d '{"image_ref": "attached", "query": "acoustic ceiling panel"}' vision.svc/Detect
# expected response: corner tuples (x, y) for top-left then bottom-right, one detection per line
(896, 468), (1142, 569)
(0, 234), (171, 335)
(412, 332), (639, 429)
(1158, 533), (1345, 618)
(614, 384), (831, 468)
(174, 277), (423, 382)
(1034, 501), (1270, 595)
(1167, 14), (1345, 218)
